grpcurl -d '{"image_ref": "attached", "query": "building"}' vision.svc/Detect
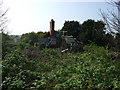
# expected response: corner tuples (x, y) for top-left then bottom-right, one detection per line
(38, 19), (78, 48)
(50, 19), (55, 37)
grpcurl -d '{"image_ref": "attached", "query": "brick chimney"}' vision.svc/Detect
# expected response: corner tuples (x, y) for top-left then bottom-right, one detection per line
(50, 19), (55, 37)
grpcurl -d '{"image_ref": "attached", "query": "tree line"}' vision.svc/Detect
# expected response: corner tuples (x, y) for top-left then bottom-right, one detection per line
(61, 19), (120, 51)
(1, 0), (120, 59)
(1, 19), (120, 58)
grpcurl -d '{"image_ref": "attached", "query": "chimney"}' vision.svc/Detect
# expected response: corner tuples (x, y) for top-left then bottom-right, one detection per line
(50, 19), (55, 37)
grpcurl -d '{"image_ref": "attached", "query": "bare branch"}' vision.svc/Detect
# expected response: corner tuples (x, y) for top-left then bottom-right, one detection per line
(0, 1), (8, 34)
(100, 1), (120, 34)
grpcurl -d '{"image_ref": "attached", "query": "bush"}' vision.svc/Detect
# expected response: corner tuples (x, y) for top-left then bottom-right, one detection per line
(2, 50), (42, 89)
(2, 45), (120, 89)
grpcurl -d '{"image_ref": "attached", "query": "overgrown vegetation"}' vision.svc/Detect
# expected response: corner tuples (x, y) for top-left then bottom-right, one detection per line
(1, 18), (120, 89)
(1, 43), (120, 89)
(1, 1), (120, 89)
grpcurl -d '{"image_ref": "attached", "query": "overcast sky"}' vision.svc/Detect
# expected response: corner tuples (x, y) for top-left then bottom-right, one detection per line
(3, 0), (116, 35)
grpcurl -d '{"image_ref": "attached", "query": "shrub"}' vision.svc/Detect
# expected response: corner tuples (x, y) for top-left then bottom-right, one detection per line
(2, 45), (120, 89)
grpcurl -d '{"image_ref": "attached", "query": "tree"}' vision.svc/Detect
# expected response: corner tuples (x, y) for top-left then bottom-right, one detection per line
(21, 32), (39, 46)
(0, 1), (9, 59)
(115, 33), (120, 51)
(0, 1), (8, 33)
(61, 21), (81, 39)
(61, 19), (107, 46)
(100, 0), (120, 51)
(37, 31), (49, 38)
(100, 0), (120, 34)
(79, 19), (106, 45)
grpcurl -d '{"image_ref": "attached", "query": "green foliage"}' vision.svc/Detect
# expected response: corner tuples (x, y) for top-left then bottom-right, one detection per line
(115, 33), (120, 51)
(83, 44), (113, 58)
(41, 48), (60, 60)
(37, 31), (49, 38)
(2, 50), (43, 89)
(80, 19), (106, 45)
(2, 32), (11, 58)
(21, 32), (38, 46)
(61, 20), (81, 39)
(2, 45), (120, 89)
(61, 19), (115, 47)
(72, 44), (83, 52)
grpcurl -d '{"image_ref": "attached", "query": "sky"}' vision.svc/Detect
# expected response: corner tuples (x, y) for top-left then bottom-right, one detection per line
(2, 0), (116, 35)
